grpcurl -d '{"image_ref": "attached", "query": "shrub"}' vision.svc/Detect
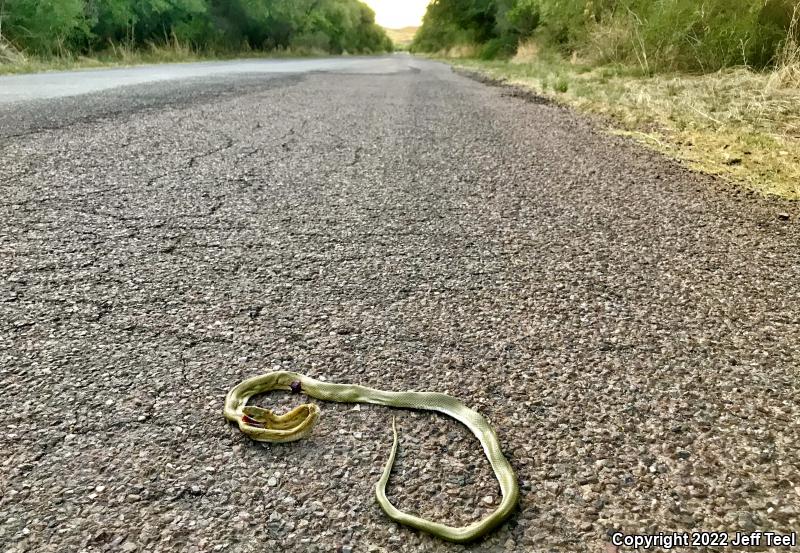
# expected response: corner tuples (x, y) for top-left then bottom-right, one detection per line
(480, 35), (518, 59)
(506, 0), (541, 37)
(1, 0), (89, 55)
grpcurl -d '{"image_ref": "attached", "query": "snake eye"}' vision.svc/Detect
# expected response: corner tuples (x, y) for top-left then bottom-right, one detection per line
(290, 381), (302, 394)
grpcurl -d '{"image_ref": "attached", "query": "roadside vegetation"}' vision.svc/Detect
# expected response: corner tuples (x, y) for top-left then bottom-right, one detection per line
(412, 0), (800, 199)
(0, 0), (392, 74)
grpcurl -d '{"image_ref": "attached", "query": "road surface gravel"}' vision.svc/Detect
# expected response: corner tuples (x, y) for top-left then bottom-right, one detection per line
(1, 55), (799, 552)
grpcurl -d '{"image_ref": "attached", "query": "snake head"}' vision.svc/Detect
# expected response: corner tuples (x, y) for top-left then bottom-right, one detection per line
(241, 415), (263, 427)
(242, 406), (274, 427)
(238, 403), (321, 443)
(241, 406), (270, 428)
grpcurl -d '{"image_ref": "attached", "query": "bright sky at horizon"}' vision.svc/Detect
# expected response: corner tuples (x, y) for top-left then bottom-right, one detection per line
(364, 0), (430, 29)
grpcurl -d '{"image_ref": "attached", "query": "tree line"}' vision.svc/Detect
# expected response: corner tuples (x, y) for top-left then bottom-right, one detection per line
(412, 0), (799, 71)
(0, 0), (393, 56)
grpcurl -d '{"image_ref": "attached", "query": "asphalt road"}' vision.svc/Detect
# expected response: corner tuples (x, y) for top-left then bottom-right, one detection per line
(0, 56), (414, 103)
(1, 55), (799, 553)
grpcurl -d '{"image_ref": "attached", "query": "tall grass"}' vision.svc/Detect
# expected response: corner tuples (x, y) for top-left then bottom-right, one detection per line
(0, 35), (26, 64)
(573, 0), (797, 73)
(769, 4), (800, 87)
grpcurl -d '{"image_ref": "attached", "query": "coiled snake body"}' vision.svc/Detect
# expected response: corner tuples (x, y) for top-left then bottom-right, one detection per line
(224, 371), (519, 543)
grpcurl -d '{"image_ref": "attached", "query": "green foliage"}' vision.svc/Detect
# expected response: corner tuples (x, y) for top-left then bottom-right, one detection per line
(604, 0), (797, 71)
(0, 0), (391, 57)
(479, 35), (518, 59)
(413, 0), (501, 53)
(1, 0), (89, 54)
(413, 0), (798, 71)
(505, 0), (540, 36)
(86, 0), (137, 45)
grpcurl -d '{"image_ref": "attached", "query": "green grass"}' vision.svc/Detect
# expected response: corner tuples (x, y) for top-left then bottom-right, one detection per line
(553, 74), (569, 93)
(448, 50), (800, 200)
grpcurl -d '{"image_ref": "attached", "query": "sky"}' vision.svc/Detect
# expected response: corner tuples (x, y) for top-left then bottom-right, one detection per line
(364, 0), (430, 29)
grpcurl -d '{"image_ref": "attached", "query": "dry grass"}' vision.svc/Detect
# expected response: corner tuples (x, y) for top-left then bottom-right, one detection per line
(384, 27), (418, 48)
(451, 52), (800, 199)
(102, 36), (201, 65)
(583, 14), (638, 67)
(596, 70), (800, 199)
(512, 40), (540, 64)
(0, 36), (203, 76)
(0, 35), (26, 65)
(768, 5), (800, 89)
(438, 44), (481, 59)
(0, 39), (336, 77)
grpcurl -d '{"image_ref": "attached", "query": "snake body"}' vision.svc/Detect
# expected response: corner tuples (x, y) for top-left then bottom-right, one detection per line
(223, 371), (519, 543)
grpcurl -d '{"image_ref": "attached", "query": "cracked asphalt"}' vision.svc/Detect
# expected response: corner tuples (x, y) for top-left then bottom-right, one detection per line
(1, 55), (799, 553)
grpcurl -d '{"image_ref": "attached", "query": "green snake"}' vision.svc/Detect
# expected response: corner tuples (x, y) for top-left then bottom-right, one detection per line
(223, 371), (519, 543)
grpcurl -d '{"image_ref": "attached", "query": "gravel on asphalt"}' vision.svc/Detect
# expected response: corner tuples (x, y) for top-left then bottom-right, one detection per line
(1, 56), (799, 553)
